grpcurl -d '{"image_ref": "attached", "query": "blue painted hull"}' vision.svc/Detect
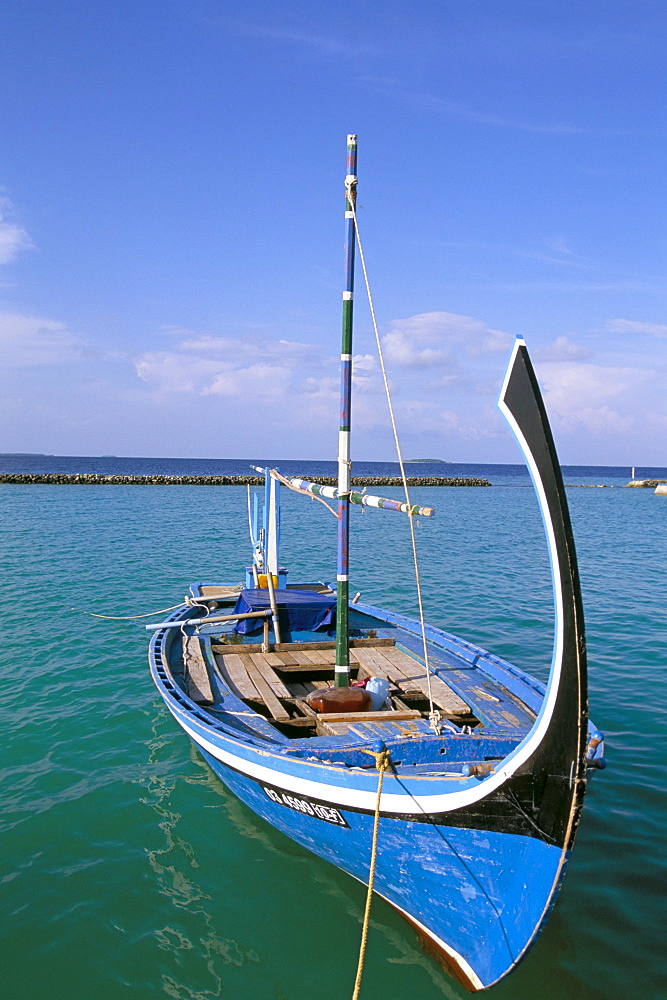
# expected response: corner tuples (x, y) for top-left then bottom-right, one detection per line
(149, 644), (589, 993)
(199, 742), (567, 989)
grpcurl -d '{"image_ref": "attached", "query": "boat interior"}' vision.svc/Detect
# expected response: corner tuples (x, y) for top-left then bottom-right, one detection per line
(173, 583), (539, 748)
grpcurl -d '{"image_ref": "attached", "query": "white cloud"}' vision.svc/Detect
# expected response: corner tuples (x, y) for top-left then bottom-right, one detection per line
(0, 312), (81, 367)
(128, 313), (663, 458)
(536, 336), (593, 361)
(133, 336), (384, 436)
(544, 237), (575, 256)
(607, 318), (667, 338)
(390, 398), (497, 441)
(302, 374), (338, 398)
(381, 312), (512, 369)
(382, 328), (449, 368)
(563, 406), (632, 434)
(179, 334), (317, 362)
(177, 335), (242, 356)
(351, 353), (376, 388)
(539, 360), (650, 433)
(133, 332), (322, 399)
(134, 351), (223, 393)
(204, 363), (292, 398)
(0, 196), (33, 265)
(540, 361), (647, 406)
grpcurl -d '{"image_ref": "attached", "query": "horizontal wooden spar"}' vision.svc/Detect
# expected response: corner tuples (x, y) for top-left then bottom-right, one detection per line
(145, 609), (271, 631)
(276, 474), (435, 516)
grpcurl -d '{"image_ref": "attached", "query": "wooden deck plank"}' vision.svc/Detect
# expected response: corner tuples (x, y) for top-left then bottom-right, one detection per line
(290, 697), (318, 717)
(352, 646), (470, 714)
(247, 653), (292, 699)
(384, 649), (471, 715)
(271, 651), (299, 667)
(375, 647), (423, 692)
(183, 636), (214, 705)
(276, 716), (318, 728)
(317, 709), (422, 734)
(198, 585), (243, 600)
(324, 718), (428, 737)
(256, 662), (336, 676)
(284, 650), (322, 666)
(216, 652), (260, 701)
(260, 651), (289, 668)
(348, 647), (389, 670)
(301, 649), (335, 664)
(351, 647), (420, 690)
(315, 708), (421, 723)
(217, 637), (470, 723)
(244, 661), (290, 721)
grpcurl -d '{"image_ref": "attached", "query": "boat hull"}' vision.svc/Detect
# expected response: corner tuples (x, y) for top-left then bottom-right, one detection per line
(150, 560), (589, 992)
(186, 729), (570, 991)
(147, 338), (599, 991)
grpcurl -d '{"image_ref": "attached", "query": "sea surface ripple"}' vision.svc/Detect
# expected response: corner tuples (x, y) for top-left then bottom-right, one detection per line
(1, 460), (665, 999)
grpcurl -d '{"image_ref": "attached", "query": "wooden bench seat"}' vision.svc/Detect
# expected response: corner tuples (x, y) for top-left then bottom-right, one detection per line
(183, 635), (214, 705)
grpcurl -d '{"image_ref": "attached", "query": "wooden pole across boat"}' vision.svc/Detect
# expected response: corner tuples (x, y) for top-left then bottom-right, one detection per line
(274, 475), (434, 517)
(335, 134), (357, 687)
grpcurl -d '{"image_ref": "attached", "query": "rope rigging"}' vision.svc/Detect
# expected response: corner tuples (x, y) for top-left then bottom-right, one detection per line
(72, 603), (186, 620)
(349, 196), (441, 735)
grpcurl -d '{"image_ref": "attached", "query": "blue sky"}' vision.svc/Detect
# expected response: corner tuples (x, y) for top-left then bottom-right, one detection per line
(1, 0), (665, 464)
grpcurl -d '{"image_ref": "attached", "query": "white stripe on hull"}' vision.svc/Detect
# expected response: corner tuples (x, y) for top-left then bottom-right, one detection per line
(165, 701), (559, 815)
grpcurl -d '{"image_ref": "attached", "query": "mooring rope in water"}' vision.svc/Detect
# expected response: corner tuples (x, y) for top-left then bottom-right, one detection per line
(73, 585), (245, 623)
(351, 745), (391, 1000)
(349, 195), (441, 735)
(72, 603), (186, 620)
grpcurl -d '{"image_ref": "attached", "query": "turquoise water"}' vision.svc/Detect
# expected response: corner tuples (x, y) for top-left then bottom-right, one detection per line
(1, 478), (665, 999)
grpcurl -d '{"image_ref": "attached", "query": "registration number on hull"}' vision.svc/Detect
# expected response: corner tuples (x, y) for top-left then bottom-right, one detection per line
(262, 785), (349, 827)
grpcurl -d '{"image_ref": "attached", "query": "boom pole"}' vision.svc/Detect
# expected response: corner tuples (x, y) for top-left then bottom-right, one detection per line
(335, 134), (357, 687)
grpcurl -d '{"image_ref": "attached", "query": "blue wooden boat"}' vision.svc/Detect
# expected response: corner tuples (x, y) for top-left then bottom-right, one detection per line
(147, 137), (605, 991)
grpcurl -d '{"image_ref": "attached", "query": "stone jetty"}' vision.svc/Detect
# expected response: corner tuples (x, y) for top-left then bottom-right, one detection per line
(0, 473), (491, 487)
(626, 479), (667, 488)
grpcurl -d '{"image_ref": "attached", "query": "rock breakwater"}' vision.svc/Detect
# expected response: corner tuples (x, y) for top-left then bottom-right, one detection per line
(0, 473), (491, 487)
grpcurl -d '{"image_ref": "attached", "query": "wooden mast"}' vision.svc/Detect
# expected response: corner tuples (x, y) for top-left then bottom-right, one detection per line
(335, 134), (358, 687)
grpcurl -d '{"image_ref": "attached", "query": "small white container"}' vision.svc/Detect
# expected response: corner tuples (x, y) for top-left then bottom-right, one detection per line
(366, 677), (391, 711)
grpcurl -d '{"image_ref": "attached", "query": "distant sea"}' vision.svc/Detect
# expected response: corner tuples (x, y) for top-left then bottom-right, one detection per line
(1, 454), (665, 1000)
(2, 452), (666, 487)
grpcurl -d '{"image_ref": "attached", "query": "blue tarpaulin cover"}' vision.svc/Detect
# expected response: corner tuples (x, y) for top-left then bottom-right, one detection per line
(233, 588), (336, 635)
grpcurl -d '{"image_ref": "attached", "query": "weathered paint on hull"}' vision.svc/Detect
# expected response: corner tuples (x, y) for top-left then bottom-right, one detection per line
(196, 741), (568, 991)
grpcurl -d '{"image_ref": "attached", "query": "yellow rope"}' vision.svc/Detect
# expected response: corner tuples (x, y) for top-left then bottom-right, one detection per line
(351, 747), (390, 1000)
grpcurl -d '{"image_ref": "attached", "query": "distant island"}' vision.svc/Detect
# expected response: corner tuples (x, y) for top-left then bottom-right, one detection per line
(405, 458), (451, 464)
